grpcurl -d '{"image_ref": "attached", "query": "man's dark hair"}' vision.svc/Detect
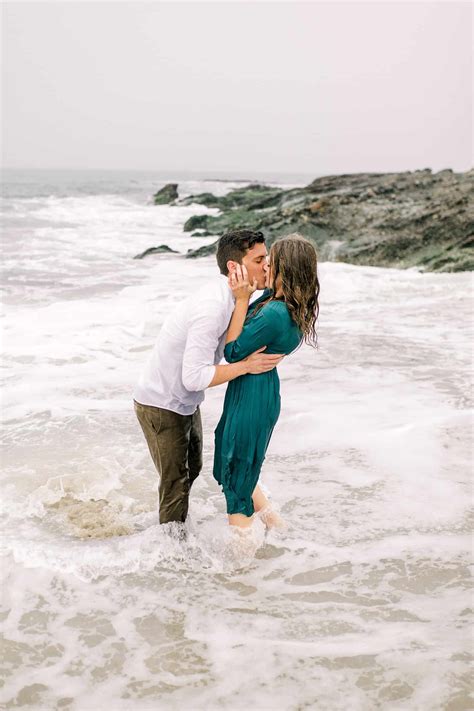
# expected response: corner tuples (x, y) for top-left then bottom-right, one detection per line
(216, 229), (266, 275)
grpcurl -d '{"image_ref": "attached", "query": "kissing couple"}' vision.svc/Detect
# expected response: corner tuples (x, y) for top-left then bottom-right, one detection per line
(133, 229), (320, 533)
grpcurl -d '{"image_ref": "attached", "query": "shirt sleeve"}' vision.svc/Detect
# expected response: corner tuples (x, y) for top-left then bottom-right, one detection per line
(182, 300), (225, 392)
(224, 303), (281, 363)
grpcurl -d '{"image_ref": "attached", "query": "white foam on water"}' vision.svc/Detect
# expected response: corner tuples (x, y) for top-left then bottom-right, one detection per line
(1, 181), (472, 710)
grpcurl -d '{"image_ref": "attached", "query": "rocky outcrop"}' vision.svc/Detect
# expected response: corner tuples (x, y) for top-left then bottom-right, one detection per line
(184, 242), (217, 259)
(180, 184), (283, 211)
(183, 214), (210, 232)
(181, 169), (473, 272)
(179, 192), (221, 208)
(153, 183), (178, 205)
(133, 244), (179, 259)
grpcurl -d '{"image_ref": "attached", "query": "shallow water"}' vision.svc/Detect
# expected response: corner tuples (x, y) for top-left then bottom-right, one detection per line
(1, 172), (472, 710)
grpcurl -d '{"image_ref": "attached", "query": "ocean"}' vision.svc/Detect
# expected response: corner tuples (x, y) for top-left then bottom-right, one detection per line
(1, 170), (472, 710)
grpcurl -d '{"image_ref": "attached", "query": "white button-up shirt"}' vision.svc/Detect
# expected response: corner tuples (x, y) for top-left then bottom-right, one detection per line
(133, 274), (236, 415)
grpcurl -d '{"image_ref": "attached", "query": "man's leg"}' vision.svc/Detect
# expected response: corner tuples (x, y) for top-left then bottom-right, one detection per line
(134, 401), (194, 524)
(187, 406), (203, 491)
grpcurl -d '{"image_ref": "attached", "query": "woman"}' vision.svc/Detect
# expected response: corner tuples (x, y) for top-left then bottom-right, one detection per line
(213, 234), (320, 529)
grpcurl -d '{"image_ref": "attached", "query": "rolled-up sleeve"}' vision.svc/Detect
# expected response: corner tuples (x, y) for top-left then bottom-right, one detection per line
(182, 301), (224, 392)
(224, 305), (279, 363)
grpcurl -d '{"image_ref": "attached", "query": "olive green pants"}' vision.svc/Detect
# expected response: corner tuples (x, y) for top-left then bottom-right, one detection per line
(134, 400), (203, 524)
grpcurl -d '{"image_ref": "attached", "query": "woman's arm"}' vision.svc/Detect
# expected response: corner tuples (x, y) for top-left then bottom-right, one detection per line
(225, 264), (257, 344)
(223, 264), (284, 364)
(225, 299), (249, 345)
(224, 308), (278, 363)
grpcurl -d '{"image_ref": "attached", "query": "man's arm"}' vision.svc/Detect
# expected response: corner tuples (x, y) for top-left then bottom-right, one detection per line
(182, 301), (282, 392)
(181, 305), (222, 392)
(207, 348), (283, 388)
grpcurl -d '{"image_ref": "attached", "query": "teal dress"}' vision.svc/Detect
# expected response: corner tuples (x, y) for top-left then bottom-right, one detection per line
(213, 290), (303, 517)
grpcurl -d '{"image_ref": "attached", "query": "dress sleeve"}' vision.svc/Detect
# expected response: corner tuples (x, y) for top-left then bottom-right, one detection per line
(224, 303), (281, 363)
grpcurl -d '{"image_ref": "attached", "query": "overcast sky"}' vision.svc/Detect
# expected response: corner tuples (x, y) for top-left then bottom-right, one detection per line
(2, 1), (472, 175)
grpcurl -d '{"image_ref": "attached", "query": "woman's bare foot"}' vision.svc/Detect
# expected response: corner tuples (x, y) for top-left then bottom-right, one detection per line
(258, 506), (287, 530)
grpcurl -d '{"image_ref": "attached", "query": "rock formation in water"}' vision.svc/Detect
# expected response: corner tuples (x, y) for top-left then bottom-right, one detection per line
(153, 183), (179, 204)
(149, 170), (473, 272)
(133, 244), (179, 259)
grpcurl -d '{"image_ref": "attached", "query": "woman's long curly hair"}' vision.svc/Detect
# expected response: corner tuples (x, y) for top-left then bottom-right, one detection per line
(254, 234), (320, 347)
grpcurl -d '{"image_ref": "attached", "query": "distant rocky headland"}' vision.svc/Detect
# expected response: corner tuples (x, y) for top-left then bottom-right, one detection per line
(137, 169), (473, 272)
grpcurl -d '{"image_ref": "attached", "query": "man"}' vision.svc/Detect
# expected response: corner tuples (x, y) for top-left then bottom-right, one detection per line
(133, 229), (282, 526)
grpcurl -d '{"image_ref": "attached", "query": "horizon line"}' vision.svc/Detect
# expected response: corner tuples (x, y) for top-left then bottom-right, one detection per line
(2, 165), (469, 176)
